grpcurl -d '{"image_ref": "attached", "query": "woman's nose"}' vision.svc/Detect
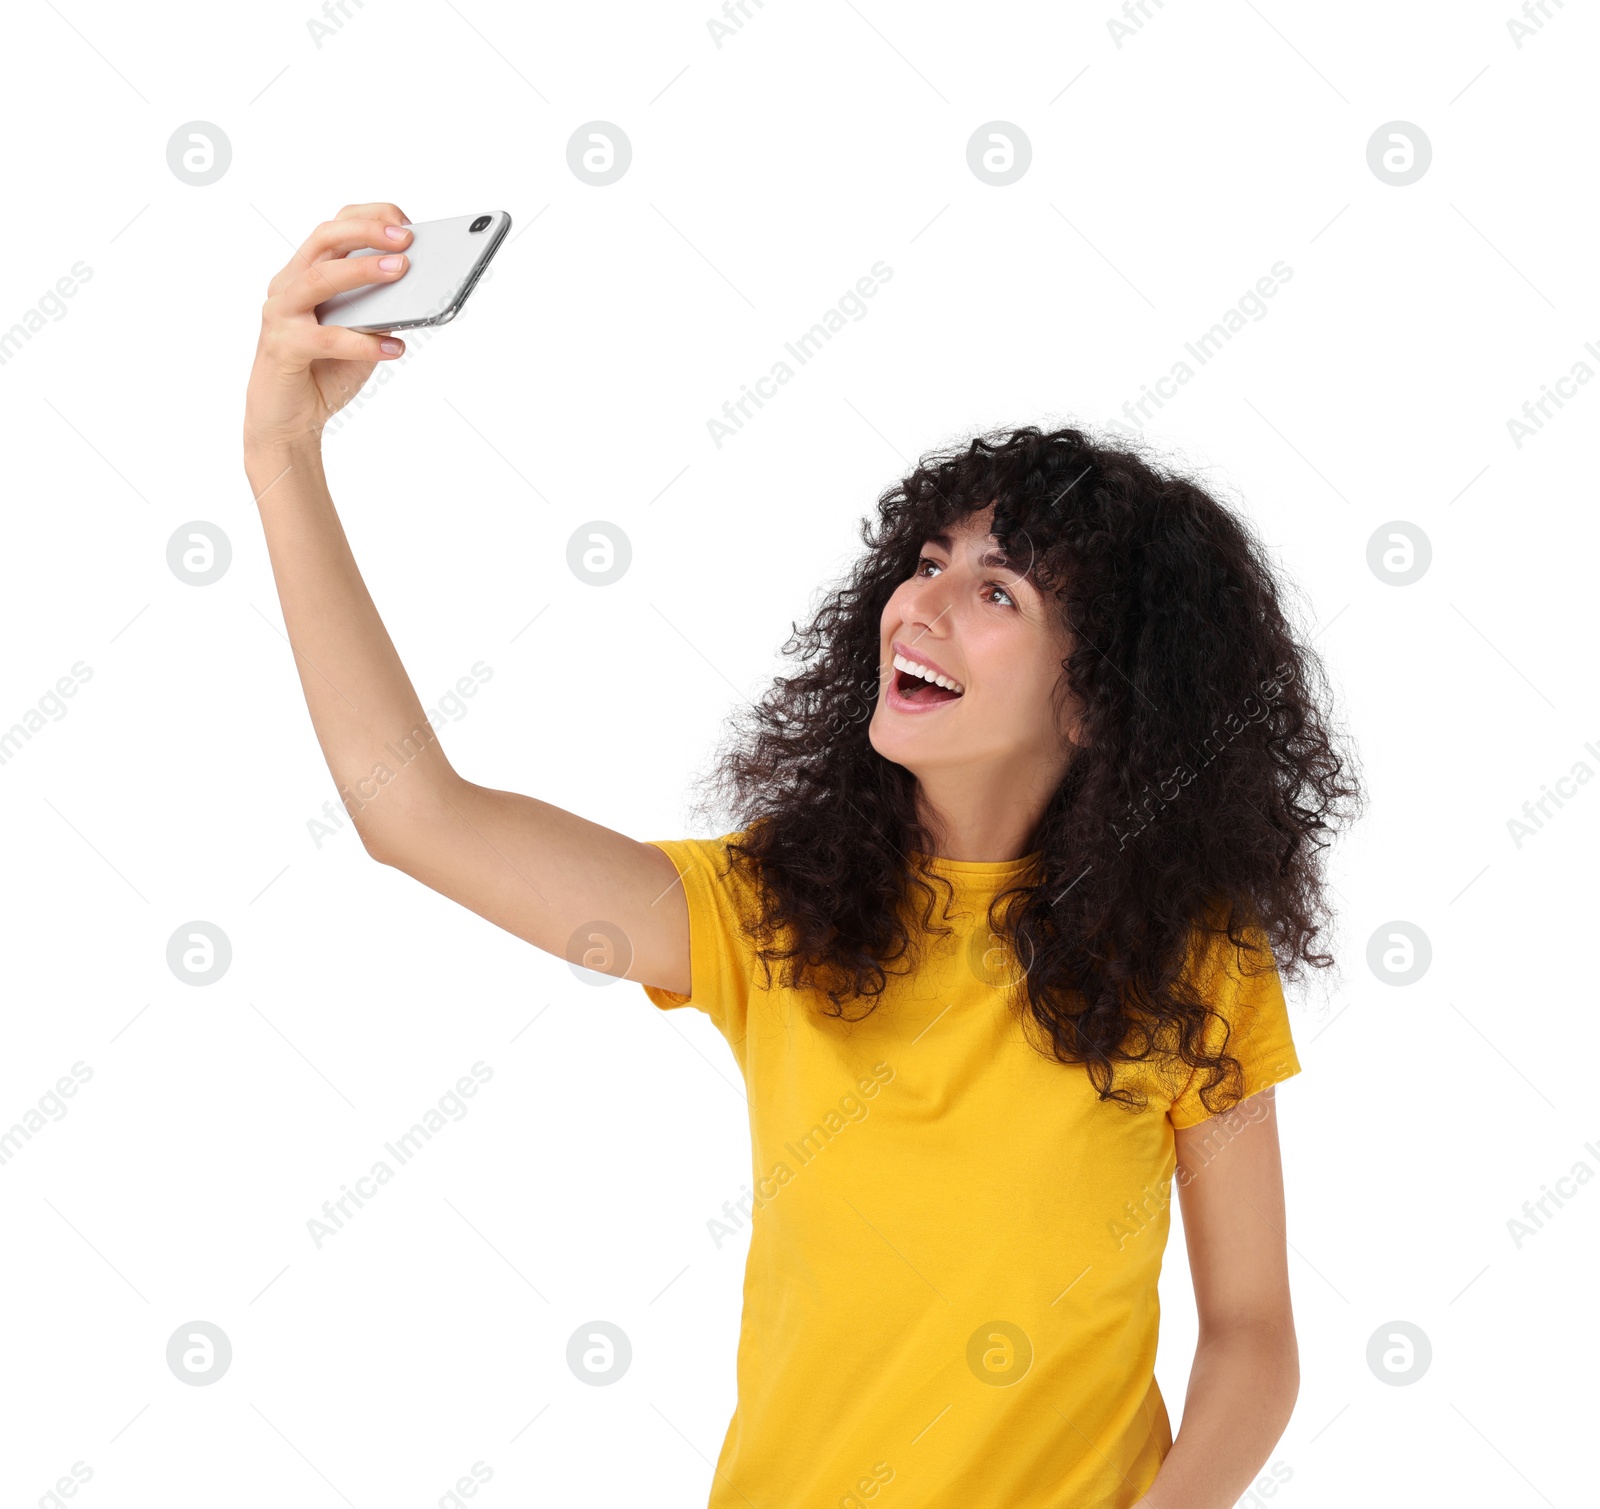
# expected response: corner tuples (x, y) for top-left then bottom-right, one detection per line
(903, 576), (955, 631)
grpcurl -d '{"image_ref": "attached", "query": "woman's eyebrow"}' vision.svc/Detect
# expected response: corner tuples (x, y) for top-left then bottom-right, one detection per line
(921, 524), (1004, 560)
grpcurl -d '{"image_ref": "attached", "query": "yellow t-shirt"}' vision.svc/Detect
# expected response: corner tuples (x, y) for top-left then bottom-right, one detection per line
(641, 833), (1301, 1509)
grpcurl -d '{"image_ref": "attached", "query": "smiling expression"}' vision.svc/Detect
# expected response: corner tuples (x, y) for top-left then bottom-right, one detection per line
(868, 503), (1080, 781)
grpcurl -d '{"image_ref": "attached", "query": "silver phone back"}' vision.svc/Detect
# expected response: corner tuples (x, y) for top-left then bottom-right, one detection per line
(315, 211), (511, 333)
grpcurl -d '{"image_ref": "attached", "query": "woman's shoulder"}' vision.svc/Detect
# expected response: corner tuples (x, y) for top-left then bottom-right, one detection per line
(642, 829), (771, 928)
(1181, 900), (1279, 987)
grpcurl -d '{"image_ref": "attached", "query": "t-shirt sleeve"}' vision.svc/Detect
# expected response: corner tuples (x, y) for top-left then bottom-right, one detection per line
(638, 835), (757, 1046)
(1167, 925), (1302, 1129)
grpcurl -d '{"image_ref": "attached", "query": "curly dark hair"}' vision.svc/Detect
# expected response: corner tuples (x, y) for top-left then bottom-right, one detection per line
(687, 422), (1363, 1118)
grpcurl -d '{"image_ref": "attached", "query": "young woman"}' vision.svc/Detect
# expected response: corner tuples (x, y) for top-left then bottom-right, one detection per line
(245, 203), (1362, 1509)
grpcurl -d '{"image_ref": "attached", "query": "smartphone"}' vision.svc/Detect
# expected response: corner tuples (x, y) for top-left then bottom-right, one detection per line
(314, 211), (512, 333)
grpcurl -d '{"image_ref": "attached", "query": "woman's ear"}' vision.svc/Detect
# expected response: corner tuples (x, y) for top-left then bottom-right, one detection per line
(1053, 630), (1087, 749)
(1052, 672), (1088, 751)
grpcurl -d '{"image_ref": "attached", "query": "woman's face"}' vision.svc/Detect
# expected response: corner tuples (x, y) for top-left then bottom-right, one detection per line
(868, 503), (1081, 783)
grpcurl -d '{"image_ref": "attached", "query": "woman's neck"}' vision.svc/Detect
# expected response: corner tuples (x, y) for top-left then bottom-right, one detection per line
(914, 768), (1055, 862)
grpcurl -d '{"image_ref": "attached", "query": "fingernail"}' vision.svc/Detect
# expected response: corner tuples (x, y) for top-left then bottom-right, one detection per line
(380, 339), (402, 354)
(378, 255), (402, 271)
(385, 225), (408, 240)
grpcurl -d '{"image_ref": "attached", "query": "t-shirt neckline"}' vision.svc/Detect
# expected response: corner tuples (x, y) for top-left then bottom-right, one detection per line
(909, 849), (1043, 881)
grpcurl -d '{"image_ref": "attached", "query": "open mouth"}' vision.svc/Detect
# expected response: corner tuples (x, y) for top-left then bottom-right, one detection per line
(894, 664), (963, 705)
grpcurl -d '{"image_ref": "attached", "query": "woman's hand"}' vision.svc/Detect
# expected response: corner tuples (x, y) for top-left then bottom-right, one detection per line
(243, 201), (415, 454)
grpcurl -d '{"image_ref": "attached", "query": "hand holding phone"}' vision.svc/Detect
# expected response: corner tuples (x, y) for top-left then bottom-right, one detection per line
(314, 211), (512, 333)
(246, 203), (511, 454)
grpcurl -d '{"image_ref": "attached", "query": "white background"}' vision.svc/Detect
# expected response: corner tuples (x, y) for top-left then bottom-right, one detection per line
(2, 1), (1594, 1505)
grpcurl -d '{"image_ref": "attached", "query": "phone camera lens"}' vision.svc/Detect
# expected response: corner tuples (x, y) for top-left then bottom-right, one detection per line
(469, 215), (492, 233)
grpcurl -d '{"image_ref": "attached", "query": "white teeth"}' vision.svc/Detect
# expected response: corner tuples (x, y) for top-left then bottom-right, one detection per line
(893, 653), (964, 694)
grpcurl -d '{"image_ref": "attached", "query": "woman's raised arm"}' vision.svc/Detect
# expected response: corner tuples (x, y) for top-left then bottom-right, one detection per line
(241, 202), (690, 995)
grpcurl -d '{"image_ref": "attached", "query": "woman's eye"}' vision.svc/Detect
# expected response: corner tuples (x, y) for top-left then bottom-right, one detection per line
(915, 556), (1013, 607)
